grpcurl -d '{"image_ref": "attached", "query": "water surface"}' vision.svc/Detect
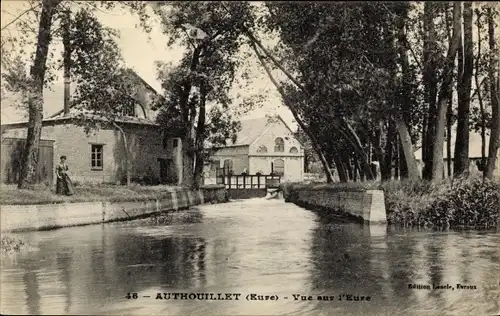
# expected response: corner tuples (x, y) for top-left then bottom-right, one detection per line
(1, 199), (499, 315)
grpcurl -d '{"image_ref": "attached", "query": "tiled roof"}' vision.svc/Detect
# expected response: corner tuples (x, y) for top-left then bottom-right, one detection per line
(230, 117), (272, 146)
(1, 112), (159, 127)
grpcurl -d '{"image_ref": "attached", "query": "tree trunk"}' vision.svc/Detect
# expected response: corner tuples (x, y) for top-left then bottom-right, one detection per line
(332, 150), (348, 182)
(454, 2), (473, 177)
(394, 138), (400, 180)
(18, 0), (61, 189)
(192, 85), (207, 189)
(251, 43), (336, 183)
(113, 122), (131, 186)
(398, 135), (409, 179)
(432, 2), (462, 182)
(395, 10), (420, 181)
(422, 2), (440, 180)
(395, 116), (420, 180)
(485, 7), (500, 179)
(474, 10), (486, 164)
(382, 119), (395, 181)
(447, 93), (453, 178)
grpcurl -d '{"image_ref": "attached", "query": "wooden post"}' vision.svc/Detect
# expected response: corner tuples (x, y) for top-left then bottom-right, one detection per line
(250, 175), (253, 188)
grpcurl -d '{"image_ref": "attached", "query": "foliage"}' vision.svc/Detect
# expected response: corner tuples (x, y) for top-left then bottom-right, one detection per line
(259, 2), (499, 182)
(424, 177), (500, 228)
(151, 2), (257, 187)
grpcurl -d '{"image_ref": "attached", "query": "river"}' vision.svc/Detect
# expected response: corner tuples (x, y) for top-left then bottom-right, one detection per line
(1, 198), (499, 315)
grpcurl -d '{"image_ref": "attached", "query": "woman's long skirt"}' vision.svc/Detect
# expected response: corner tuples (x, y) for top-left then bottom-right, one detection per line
(56, 175), (74, 196)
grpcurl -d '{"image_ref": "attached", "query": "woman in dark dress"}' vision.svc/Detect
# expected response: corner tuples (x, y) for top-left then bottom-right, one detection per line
(56, 155), (74, 195)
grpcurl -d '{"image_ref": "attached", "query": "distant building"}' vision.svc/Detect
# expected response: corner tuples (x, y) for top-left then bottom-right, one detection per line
(414, 131), (500, 178)
(205, 115), (305, 182)
(0, 69), (183, 185)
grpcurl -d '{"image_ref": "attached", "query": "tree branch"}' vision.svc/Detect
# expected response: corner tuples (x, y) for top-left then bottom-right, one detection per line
(1, 2), (42, 31)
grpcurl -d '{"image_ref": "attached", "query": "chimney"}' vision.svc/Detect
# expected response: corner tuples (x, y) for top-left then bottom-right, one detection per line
(63, 9), (71, 116)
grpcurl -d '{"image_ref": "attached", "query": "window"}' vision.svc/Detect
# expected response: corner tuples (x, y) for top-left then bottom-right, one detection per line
(91, 144), (103, 170)
(173, 138), (179, 148)
(274, 137), (284, 152)
(122, 103), (135, 117)
(272, 159), (284, 176)
(289, 146), (298, 154)
(257, 145), (268, 153)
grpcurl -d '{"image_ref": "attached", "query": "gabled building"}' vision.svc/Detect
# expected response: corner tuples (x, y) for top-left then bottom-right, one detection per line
(0, 69), (183, 185)
(206, 115), (305, 182)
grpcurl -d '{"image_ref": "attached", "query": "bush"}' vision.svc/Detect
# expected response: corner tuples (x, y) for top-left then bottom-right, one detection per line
(421, 177), (500, 228)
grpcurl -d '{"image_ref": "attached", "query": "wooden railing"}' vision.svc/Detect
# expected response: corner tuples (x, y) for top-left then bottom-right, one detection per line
(215, 169), (281, 189)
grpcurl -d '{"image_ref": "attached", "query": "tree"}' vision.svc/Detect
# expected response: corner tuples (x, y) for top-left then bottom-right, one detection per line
(151, 2), (255, 188)
(16, 0), (63, 189)
(431, 2), (462, 182)
(484, 6), (500, 179)
(454, 2), (474, 177)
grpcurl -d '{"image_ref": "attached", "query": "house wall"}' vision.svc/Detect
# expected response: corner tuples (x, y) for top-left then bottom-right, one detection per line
(248, 119), (304, 182)
(1, 123), (176, 184)
(211, 146), (249, 174)
(249, 156), (303, 182)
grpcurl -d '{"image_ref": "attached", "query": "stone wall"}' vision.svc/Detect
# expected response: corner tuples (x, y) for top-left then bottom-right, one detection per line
(284, 186), (387, 224)
(0, 186), (227, 232)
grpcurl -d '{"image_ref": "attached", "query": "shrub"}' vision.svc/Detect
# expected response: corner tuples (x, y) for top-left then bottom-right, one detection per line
(421, 177), (500, 229)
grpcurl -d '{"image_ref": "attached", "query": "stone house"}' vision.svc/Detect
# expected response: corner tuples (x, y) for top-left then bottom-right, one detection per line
(0, 70), (183, 185)
(207, 115), (305, 182)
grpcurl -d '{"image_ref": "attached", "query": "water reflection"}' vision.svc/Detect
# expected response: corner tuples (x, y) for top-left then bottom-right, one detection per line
(1, 200), (499, 316)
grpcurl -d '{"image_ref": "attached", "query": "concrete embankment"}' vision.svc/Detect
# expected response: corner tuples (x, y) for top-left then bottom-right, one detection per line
(0, 186), (227, 233)
(283, 184), (387, 224)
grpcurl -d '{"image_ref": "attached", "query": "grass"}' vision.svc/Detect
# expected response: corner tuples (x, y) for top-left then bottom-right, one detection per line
(0, 183), (186, 205)
(1, 234), (27, 254)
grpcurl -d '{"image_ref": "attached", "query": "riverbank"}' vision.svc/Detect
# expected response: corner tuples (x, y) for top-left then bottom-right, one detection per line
(282, 176), (500, 229)
(0, 184), (228, 233)
(0, 183), (188, 205)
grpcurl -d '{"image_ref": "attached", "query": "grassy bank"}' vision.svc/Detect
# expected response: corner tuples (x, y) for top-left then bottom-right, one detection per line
(0, 183), (186, 205)
(282, 176), (500, 229)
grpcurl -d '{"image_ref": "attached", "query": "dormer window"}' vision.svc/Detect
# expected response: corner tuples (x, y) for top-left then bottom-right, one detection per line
(122, 103), (135, 117)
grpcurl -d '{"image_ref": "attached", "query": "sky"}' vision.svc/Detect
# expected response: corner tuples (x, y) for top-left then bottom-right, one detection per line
(0, 0), (294, 126)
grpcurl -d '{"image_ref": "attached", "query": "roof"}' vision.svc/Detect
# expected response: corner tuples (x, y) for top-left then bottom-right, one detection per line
(48, 68), (164, 119)
(1, 112), (159, 128)
(224, 115), (299, 147)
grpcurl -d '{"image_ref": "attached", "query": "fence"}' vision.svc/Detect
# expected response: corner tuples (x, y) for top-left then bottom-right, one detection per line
(1, 138), (55, 185)
(215, 167), (281, 190)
